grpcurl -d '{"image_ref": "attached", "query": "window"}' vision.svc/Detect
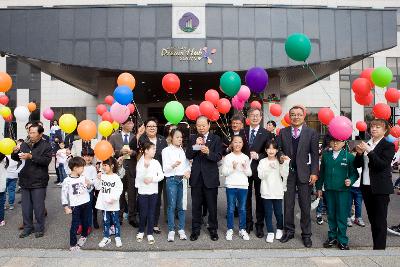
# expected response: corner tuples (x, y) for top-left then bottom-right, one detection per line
(305, 108), (326, 138)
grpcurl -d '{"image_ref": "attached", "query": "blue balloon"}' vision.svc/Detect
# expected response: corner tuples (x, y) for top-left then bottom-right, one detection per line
(113, 86), (133, 105)
(386, 134), (396, 143)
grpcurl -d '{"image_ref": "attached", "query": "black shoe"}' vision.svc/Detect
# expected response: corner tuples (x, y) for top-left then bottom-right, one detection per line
(153, 227), (161, 234)
(35, 232), (44, 238)
(316, 216), (324, 225)
(323, 238), (338, 248)
(209, 230), (219, 241)
(246, 223), (253, 234)
(19, 231), (32, 238)
(190, 232), (199, 241)
(302, 237), (312, 248)
(338, 243), (350, 250)
(255, 225), (264, 238)
(280, 232), (294, 243)
(129, 220), (139, 228)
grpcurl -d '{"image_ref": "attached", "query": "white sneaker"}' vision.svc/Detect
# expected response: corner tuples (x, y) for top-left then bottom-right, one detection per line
(98, 237), (111, 248)
(178, 230), (187, 240)
(266, 233), (274, 243)
(275, 229), (283, 240)
(0, 221), (5, 226)
(69, 245), (81, 251)
(136, 232), (144, 242)
(226, 229), (233, 241)
(77, 236), (87, 247)
(115, 237), (122, 247)
(167, 231), (175, 242)
(147, 235), (155, 245)
(239, 229), (250, 241)
(9, 205), (14, 210)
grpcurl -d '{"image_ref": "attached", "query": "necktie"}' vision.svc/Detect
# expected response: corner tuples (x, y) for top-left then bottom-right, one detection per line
(249, 129), (256, 146)
(124, 134), (129, 145)
(293, 128), (299, 139)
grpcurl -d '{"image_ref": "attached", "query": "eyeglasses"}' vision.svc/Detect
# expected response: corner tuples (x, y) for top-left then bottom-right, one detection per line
(146, 125), (157, 128)
(290, 114), (304, 118)
(249, 115), (261, 118)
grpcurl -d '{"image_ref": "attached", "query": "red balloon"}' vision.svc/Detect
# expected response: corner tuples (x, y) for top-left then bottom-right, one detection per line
(96, 104), (107, 116)
(245, 118), (250, 126)
(355, 92), (373, 106)
(390, 125), (400, 138)
(352, 78), (371, 96)
(269, 104), (282, 117)
(217, 98), (231, 114)
(356, 121), (367, 132)
(185, 104), (200, 121)
(105, 95), (114, 106)
(0, 95), (9, 105)
(205, 89), (220, 106)
(4, 114), (12, 122)
(372, 103), (391, 120)
(199, 101), (215, 119)
(284, 113), (291, 124)
(397, 118), (400, 126)
(209, 110), (220, 122)
(318, 107), (334, 125)
(162, 73), (180, 94)
(250, 101), (261, 110)
(385, 88), (400, 103)
(360, 68), (374, 88)
(394, 140), (399, 151)
(127, 103), (135, 114)
(276, 127), (281, 136)
(101, 111), (113, 123)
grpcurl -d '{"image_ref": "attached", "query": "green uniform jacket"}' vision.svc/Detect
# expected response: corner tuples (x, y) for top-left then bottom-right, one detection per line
(316, 149), (359, 191)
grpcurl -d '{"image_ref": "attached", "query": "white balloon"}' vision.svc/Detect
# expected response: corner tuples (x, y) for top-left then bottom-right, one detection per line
(14, 106), (30, 122)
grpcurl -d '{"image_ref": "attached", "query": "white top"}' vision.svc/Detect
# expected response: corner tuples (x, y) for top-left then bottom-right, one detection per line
(0, 158), (7, 193)
(83, 165), (97, 192)
(61, 175), (90, 207)
(221, 152), (252, 189)
(258, 158), (290, 199)
(291, 125), (303, 138)
(56, 148), (67, 168)
(362, 137), (383, 186)
(135, 157), (164, 195)
(332, 150), (340, 159)
(50, 125), (60, 134)
(6, 156), (24, 179)
(162, 145), (191, 177)
(352, 168), (362, 188)
(95, 173), (123, 211)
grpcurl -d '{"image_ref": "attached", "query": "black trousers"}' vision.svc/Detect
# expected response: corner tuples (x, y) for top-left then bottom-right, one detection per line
(119, 172), (138, 224)
(191, 182), (218, 233)
(21, 188), (47, 233)
(154, 179), (165, 227)
(362, 185), (390, 250)
(246, 173), (264, 227)
(70, 202), (90, 246)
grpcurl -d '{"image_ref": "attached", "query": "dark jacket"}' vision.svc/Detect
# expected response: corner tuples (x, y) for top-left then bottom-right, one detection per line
(12, 138), (53, 189)
(109, 131), (138, 178)
(138, 134), (168, 166)
(354, 138), (395, 194)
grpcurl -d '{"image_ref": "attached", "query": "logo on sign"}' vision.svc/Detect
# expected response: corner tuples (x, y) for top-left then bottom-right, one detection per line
(179, 12), (199, 33)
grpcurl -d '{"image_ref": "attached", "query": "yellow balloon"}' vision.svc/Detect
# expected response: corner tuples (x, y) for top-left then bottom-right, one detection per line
(0, 138), (16, 155)
(112, 121), (119, 131)
(59, 114), (77, 134)
(99, 121), (113, 137)
(0, 106), (11, 118)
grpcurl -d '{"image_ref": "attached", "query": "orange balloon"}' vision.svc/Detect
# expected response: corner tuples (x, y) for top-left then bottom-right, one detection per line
(117, 72), (136, 90)
(77, 120), (97, 141)
(94, 140), (114, 161)
(0, 72), (12, 93)
(27, 102), (37, 112)
(281, 118), (289, 127)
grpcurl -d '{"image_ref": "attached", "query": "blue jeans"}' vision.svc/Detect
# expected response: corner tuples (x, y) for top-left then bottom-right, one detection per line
(6, 178), (17, 205)
(166, 176), (185, 231)
(70, 202), (90, 246)
(57, 164), (67, 183)
(316, 195), (327, 216)
(0, 192), (5, 221)
(263, 199), (283, 233)
(103, 211), (120, 238)
(348, 187), (363, 218)
(138, 193), (158, 235)
(226, 188), (247, 230)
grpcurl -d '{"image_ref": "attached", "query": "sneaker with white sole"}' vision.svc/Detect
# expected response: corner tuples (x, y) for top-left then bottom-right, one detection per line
(266, 232), (274, 243)
(98, 237), (111, 248)
(226, 229), (233, 241)
(354, 217), (365, 227)
(275, 229), (283, 240)
(9, 205), (14, 210)
(168, 231), (175, 242)
(77, 236), (87, 247)
(0, 221), (5, 226)
(347, 217), (353, 227)
(115, 237), (122, 247)
(239, 229), (250, 241)
(147, 235), (155, 244)
(178, 230), (187, 240)
(388, 225), (400, 236)
(136, 232), (144, 242)
(69, 245), (81, 251)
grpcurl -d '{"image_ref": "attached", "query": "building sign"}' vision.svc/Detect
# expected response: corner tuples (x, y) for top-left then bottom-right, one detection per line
(172, 6), (205, 39)
(179, 12), (199, 33)
(161, 46), (216, 64)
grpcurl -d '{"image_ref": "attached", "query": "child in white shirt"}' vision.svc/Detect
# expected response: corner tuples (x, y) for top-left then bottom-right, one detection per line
(56, 142), (67, 186)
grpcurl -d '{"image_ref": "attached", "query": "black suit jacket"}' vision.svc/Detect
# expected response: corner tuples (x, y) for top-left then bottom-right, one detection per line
(138, 134), (168, 166)
(244, 126), (274, 175)
(109, 132), (138, 178)
(354, 138), (395, 194)
(186, 133), (223, 188)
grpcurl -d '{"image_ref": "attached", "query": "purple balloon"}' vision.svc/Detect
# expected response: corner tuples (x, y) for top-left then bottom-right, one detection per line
(245, 67), (269, 94)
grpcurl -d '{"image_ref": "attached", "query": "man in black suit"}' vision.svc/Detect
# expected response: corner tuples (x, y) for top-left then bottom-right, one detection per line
(245, 108), (274, 238)
(222, 114), (247, 155)
(277, 105), (319, 248)
(186, 116), (223, 241)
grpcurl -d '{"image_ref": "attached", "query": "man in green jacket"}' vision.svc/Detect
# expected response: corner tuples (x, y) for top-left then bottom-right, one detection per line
(316, 138), (359, 250)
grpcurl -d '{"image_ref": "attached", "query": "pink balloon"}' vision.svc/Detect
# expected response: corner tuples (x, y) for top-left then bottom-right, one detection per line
(232, 96), (245, 110)
(110, 102), (130, 123)
(236, 85), (251, 102)
(43, 108), (54, 121)
(328, 116), (353, 141)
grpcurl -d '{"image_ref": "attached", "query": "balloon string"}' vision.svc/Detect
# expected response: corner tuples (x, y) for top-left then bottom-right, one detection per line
(215, 120), (230, 139)
(220, 114), (230, 136)
(173, 94), (178, 102)
(132, 101), (144, 125)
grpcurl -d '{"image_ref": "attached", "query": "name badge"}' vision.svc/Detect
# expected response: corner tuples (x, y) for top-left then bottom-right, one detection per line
(341, 163), (347, 166)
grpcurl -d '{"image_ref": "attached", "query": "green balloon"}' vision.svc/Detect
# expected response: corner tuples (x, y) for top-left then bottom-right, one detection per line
(164, 101), (184, 125)
(285, 33), (312, 62)
(371, 66), (393, 88)
(220, 71), (241, 97)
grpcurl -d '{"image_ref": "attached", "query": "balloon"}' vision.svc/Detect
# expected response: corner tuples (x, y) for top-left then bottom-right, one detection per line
(0, 106), (11, 118)
(245, 118), (250, 126)
(284, 113), (291, 124)
(245, 67), (269, 94)
(101, 112), (113, 123)
(96, 104), (107, 116)
(13, 106), (30, 122)
(391, 126), (400, 138)
(59, 114), (78, 134)
(104, 95), (114, 106)
(269, 104), (282, 117)
(318, 107), (334, 125)
(94, 140), (114, 161)
(250, 100), (261, 110)
(219, 71), (241, 97)
(162, 73), (180, 94)
(117, 72), (136, 90)
(395, 140), (399, 151)
(276, 128), (281, 136)
(77, 120), (97, 141)
(281, 118), (289, 127)
(113, 85), (133, 105)
(352, 78), (371, 96)
(372, 103), (391, 120)
(185, 104), (201, 121)
(285, 33), (312, 62)
(127, 103), (135, 114)
(0, 138), (16, 155)
(4, 114), (12, 122)
(328, 116), (353, 141)
(0, 95), (9, 105)
(217, 98), (231, 114)
(43, 108), (54, 121)
(385, 88), (400, 103)
(98, 121), (113, 137)
(236, 85), (251, 102)
(112, 121), (120, 131)
(210, 110), (220, 122)
(205, 89), (220, 106)
(232, 96), (245, 110)
(371, 66), (393, 88)
(355, 92), (373, 106)
(0, 72), (12, 93)
(360, 68), (374, 87)
(199, 101), (216, 118)
(164, 101), (184, 125)
(27, 102), (36, 112)
(110, 102), (130, 123)
(356, 121), (367, 132)
(386, 134), (396, 143)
